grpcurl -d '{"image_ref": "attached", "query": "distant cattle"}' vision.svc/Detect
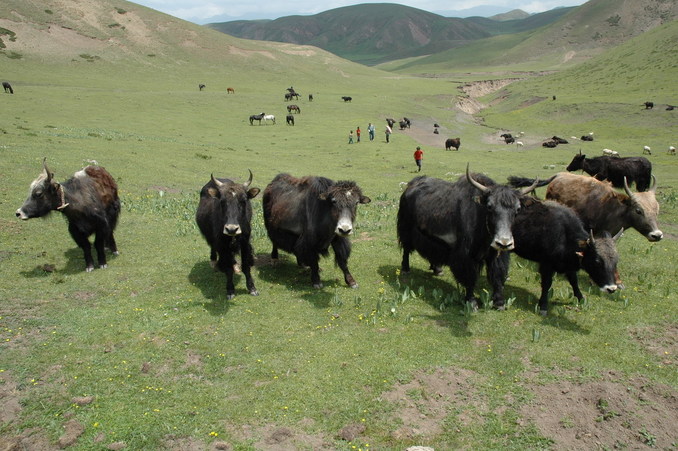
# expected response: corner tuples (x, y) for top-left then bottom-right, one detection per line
(195, 171), (260, 299)
(263, 173), (371, 288)
(341, 96), (352, 102)
(16, 159), (120, 272)
(2, 81), (13, 94)
(386, 118), (396, 128)
(581, 135), (594, 141)
(445, 137), (461, 151)
(512, 199), (621, 315)
(403, 117), (411, 128)
(667, 105), (675, 111)
(542, 140), (558, 148)
(552, 136), (569, 144)
(397, 166), (538, 309)
(566, 151), (652, 191)
(227, 87), (235, 94)
(399, 120), (408, 130)
(287, 104), (301, 114)
(286, 114), (295, 126)
(504, 136), (515, 144)
(308, 94), (313, 101)
(500, 133), (512, 139)
(508, 172), (662, 243)
(644, 101), (654, 109)
(198, 83), (205, 91)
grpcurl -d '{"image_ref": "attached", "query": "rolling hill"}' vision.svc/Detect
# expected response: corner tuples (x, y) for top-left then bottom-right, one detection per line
(206, 3), (573, 66)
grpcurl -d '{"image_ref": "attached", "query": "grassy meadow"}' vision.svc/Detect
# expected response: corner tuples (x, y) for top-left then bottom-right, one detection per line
(1, 29), (677, 450)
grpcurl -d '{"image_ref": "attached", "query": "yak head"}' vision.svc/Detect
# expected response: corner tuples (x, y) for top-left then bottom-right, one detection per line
(579, 229), (622, 294)
(566, 150), (585, 172)
(623, 176), (662, 242)
(208, 170), (260, 236)
(16, 158), (66, 220)
(319, 181), (371, 237)
(467, 164), (537, 251)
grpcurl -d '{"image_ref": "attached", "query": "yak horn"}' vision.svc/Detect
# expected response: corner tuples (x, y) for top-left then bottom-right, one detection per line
(589, 229), (595, 244)
(466, 163), (489, 193)
(42, 157), (53, 182)
(519, 178), (539, 195)
(243, 169), (253, 188)
(613, 228), (624, 242)
(211, 174), (224, 187)
(650, 174), (657, 192)
(623, 176), (633, 198)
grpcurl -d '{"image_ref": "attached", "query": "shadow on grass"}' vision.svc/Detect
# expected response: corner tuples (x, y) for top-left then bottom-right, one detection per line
(254, 252), (343, 309)
(188, 260), (233, 315)
(19, 247), (122, 277)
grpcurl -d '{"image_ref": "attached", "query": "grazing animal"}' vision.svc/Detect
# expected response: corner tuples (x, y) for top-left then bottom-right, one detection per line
(287, 104), (301, 114)
(566, 151), (651, 191)
(433, 129), (439, 134)
(286, 114), (295, 126)
(552, 136), (569, 144)
(227, 87), (235, 94)
(386, 118), (396, 128)
(399, 120), (408, 130)
(195, 171), (260, 300)
(16, 159), (120, 272)
(445, 137), (461, 151)
(512, 199), (620, 315)
(2, 81), (13, 94)
(516, 141), (524, 147)
(284, 93), (294, 101)
(508, 172), (662, 242)
(249, 113), (265, 125)
(433, 123), (440, 128)
(666, 105), (675, 111)
(581, 135), (594, 141)
(397, 166), (538, 309)
(542, 140), (558, 148)
(644, 101), (654, 109)
(643, 145), (652, 155)
(504, 136), (515, 144)
(198, 83), (206, 91)
(341, 96), (352, 102)
(308, 94), (313, 101)
(263, 173), (371, 288)
(403, 117), (411, 128)
(263, 114), (276, 125)
(602, 149), (619, 157)
(668, 146), (676, 155)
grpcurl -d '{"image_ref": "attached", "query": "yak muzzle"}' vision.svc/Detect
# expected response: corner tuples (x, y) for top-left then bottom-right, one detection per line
(223, 224), (242, 236)
(335, 224), (353, 236)
(492, 238), (514, 251)
(601, 284), (618, 294)
(647, 230), (663, 242)
(16, 209), (29, 220)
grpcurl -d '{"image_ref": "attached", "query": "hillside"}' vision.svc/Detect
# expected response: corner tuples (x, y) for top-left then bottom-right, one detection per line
(207, 3), (571, 66)
(383, 0), (678, 73)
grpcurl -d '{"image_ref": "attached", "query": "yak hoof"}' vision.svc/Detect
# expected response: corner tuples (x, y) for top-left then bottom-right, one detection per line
(100, 264), (108, 269)
(210, 260), (217, 270)
(226, 293), (235, 300)
(349, 283), (359, 289)
(85, 266), (94, 272)
(313, 282), (323, 289)
(495, 304), (506, 311)
(249, 289), (259, 296)
(539, 309), (548, 317)
(113, 251), (120, 256)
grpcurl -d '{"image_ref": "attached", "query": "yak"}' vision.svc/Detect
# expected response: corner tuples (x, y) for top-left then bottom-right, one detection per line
(341, 96), (352, 102)
(397, 165), (538, 309)
(566, 151), (652, 191)
(445, 138), (461, 151)
(16, 159), (120, 271)
(512, 198), (621, 315)
(263, 173), (371, 289)
(195, 171), (260, 299)
(3, 81), (14, 94)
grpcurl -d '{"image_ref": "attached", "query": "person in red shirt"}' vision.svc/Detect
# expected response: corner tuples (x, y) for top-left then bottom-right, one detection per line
(356, 126), (361, 142)
(414, 146), (423, 172)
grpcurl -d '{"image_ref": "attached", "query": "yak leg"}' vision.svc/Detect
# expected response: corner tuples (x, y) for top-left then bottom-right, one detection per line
(93, 231), (108, 269)
(240, 240), (259, 296)
(537, 266), (556, 315)
(308, 255), (322, 289)
(332, 237), (357, 288)
(486, 250), (510, 309)
(217, 257), (237, 299)
(69, 224), (95, 272)
(565, 270), (584, 301)
(107, 232), (119, 255)
(450, 261), (481, 310)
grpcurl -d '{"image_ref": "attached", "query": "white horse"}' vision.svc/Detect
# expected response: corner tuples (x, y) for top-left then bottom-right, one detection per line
(263, 114), (276, 125)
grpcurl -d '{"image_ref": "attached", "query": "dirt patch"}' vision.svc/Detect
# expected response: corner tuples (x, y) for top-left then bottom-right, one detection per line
(382, 367), (486, 440)
(520, 371), (678, 449)
(629, 322), (677, 366)
(224, 423), (333, 450)
(0, 371), (22, 425)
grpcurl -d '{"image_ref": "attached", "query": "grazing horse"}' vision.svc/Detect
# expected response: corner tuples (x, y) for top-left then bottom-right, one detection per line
(249, 113), (265, 125)
(263, 114), (276, 125)
(286, 114), (295, 126)
(287, 105), (301, 114)
(198, 83), (205, 91)
(285, 92), (300, 101)
(227, 87), (235, 94)
(2, 82), (13, 94)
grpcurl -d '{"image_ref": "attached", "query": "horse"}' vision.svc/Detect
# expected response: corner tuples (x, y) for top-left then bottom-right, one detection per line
(227, 87), (235, 94)
(286, 114), (295, 126)
(2, 82), (13, 94)
(249, 113), (265, 125)
(285, 92), (299, 101)
(287, 105), (301, 114)
(263, 114), (276, 125)
(198, 83), (205, 91)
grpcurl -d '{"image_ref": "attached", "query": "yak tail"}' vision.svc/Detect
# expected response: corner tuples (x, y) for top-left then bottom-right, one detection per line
(507, 175), (556, 188)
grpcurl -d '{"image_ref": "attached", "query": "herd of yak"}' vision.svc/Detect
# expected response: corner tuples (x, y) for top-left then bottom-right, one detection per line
(16, 148), (661, 315)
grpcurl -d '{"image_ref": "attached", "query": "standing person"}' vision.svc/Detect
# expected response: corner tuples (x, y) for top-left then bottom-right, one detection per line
(368, 122), (375, 141)
(356, 126), (361, 143)
(385, 125), (392, 143)
(348, 130), (354, 144)
(414, 146), (423, 172)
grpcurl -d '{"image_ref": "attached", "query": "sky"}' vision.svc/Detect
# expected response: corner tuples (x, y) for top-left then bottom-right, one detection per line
(129, 0), (589, 24)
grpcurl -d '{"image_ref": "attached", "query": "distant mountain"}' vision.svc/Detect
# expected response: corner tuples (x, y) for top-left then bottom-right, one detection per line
(489, 9), (530, 22)
(207, 3), (571, 65)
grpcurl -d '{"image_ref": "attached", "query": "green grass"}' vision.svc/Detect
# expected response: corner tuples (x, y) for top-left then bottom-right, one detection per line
(1, 25), (677, 451)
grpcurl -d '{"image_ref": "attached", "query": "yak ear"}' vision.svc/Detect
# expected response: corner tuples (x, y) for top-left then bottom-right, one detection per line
(247, 187), (260, 199)
(360, 195), (371, 204)
(318, 192), (328, 201)
(577, 239), (588, 249)
(207, 187), (219, 198)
